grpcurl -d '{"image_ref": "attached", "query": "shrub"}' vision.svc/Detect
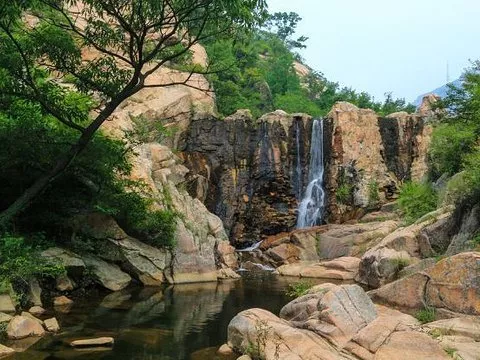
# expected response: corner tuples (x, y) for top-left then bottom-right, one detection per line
(397, 182), (438, 224)
(415, 306), (436, 324)
(336, 183), (353, 204)
(0, 235), (64, 287)
(429, 123), (477, 177)
(367, 180), (380, 208)
(286, 280), (313, 298)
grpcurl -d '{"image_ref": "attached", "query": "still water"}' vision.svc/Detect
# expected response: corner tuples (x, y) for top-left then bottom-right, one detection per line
(11, 274), (336, 360)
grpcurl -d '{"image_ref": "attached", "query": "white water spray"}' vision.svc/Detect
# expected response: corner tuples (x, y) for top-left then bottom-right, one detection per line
(296, 119), (326, 228)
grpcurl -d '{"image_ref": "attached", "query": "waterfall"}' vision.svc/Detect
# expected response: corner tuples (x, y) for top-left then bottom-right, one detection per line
(294, 120), (303, 200)
(296, 119), (326, 228)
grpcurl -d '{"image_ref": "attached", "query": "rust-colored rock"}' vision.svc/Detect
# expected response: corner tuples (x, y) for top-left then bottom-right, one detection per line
(425, 252), (480, 315)
(369, 252), (480, 315)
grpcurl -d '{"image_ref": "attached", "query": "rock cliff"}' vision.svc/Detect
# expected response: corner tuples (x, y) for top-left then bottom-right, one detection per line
(180, 102), (433, 245)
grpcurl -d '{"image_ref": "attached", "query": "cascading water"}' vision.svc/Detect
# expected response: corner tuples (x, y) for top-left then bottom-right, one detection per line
(294, 120), (303, 200)
(296, 119), (326, 228)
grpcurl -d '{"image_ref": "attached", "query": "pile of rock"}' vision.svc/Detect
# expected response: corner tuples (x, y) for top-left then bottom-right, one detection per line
(224, 283), (475, 360)
(0, 305), (60, 356)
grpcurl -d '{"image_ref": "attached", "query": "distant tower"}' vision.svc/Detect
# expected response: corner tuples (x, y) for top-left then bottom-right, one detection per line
(446, 61), (451, 83)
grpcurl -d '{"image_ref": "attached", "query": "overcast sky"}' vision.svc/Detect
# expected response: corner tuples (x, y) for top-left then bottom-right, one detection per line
(267, 0), (480, 103)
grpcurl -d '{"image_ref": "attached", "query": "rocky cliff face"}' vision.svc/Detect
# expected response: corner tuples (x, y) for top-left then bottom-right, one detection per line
(180, 110), (322, 245)
(95, 44), (238, 282)
(180, 102), (433, 244)
(326, 102), (432, 222)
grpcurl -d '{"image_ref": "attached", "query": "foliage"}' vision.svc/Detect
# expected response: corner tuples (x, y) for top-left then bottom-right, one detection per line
(389, 257), (410, 277)
(205, 13), (415, 119)
(286, 280), (313, 298)
(0, 234), (64, 286)
(444, 347), (457, 358)
(0, 0), (267, 226)
(264, 12), (308, 50)
(243, 319), (280, 360)
(367, 180), (380, 208)
(429, 123), (477, 177)
(0, 97), (176, 248)
(397, 182), (438, 224)
(430, 61), (480, 199)
(0, 322), (7, 342)
(470, 233), (480, 249)
(415, 306), (436, 324)
(336, 183), (353, 204)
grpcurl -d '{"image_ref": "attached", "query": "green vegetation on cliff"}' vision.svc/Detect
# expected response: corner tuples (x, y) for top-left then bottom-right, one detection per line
(205, 12), (416, 118)
(429, 61), (480, 203)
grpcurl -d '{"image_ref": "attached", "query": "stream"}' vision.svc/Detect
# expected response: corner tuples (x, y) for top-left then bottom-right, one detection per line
(11, 274), (342, 360)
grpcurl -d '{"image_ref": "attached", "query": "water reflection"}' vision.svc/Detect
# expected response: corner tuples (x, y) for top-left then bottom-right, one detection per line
(12, 274), (332, 360)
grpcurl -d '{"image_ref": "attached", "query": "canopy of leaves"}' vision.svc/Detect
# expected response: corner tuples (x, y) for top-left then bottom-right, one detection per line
(0, 95), (176, 247)
(204, 14), (415, 119)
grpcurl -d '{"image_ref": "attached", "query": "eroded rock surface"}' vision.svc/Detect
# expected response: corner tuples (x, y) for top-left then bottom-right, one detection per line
(369, 252), (480, 315)
(228, 284), (447, 360)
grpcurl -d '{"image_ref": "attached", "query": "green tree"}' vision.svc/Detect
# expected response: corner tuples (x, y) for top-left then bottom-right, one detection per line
(265, 11), (308, 49)
(0, 0), (267, 227)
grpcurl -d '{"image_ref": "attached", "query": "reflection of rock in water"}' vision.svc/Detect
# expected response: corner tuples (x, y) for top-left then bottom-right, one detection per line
(99, 290), (132, 309)
(121, 290), (166, 328)
(166, 281), (237, 341)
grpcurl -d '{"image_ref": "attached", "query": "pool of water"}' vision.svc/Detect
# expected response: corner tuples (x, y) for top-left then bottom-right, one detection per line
(10, 274), (339, 360)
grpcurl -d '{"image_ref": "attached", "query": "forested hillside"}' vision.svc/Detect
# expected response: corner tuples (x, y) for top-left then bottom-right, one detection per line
(204, 12), (416, 118)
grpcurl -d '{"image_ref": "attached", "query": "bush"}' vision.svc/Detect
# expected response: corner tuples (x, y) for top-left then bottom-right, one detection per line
(0, 235), (64, 287)
(286, 280), (313, 298)
(336, 183), (353, 204)
(367, 180), (380, 208)
(415, 306), (436, 324)
(397, 182), (438, 224)
(429, 123), (477, 177)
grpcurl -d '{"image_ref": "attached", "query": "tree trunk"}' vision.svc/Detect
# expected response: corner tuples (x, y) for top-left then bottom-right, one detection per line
(0, 96), (128, 229)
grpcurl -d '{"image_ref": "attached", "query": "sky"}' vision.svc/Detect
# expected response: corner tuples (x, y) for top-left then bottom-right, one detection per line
(267, 0), (480, 103)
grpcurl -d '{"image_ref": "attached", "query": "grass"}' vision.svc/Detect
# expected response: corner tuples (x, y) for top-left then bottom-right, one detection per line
(390, 257), (410, 277)
(444, 347), (457, 358)
(286, 280), (313, 298)
(415, 306), (436, 324)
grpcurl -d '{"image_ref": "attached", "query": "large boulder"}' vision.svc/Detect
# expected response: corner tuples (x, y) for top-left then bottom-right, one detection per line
(228, 308), (355, 360)
(83, 256), (132, 291)
(227, 284), (442, 360)
(357, 207), (453, 288)
(41, 247), (86, 275)
(425, 252), (480, 314)
(369, 252), (480, 315)
(107, 237), (170, 286)
(6, 315), (45, 339)
(217, 241), (239, 269)
(279, 284), (377, 347)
